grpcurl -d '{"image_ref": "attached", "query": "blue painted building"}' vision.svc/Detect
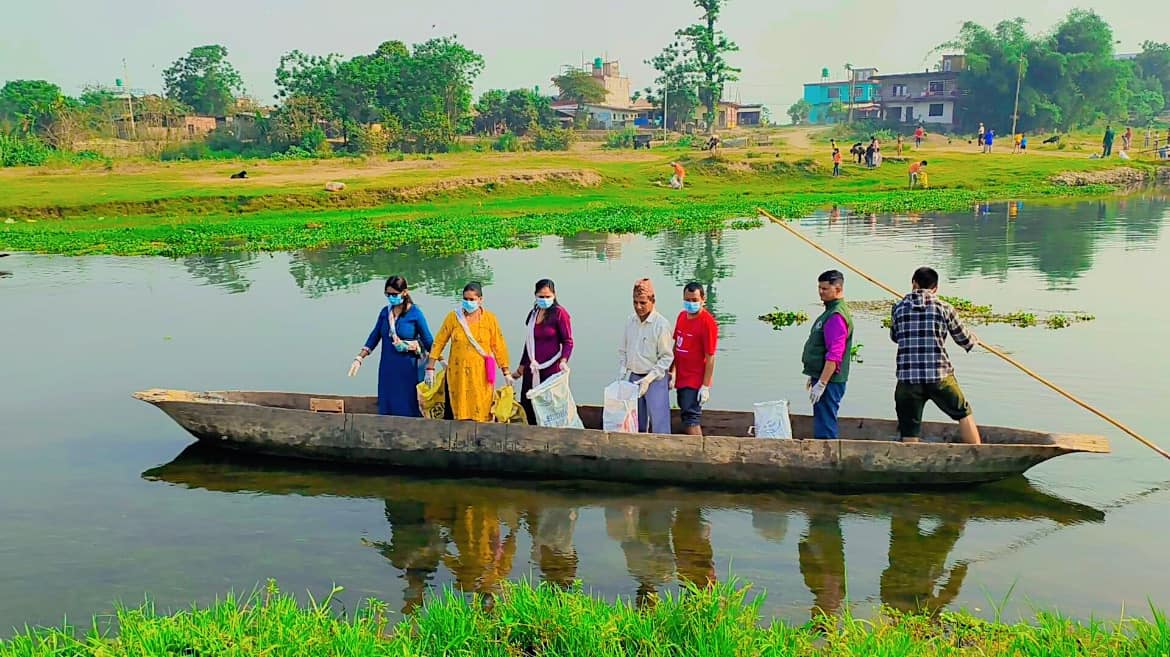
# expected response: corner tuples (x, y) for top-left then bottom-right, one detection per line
(801, 67), (880, 124)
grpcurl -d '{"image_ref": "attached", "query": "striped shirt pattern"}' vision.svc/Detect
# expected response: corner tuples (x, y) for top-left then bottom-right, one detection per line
(889, 290), (977, 384)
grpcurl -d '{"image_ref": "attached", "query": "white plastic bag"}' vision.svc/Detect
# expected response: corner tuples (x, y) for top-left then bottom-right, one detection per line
(527, 371), (584, 429)
(750, 400), (792, 439)
(603, 380), (640, 433)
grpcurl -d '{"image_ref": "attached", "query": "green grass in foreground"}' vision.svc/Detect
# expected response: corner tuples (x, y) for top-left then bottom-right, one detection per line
(3, 580), (1169, 656)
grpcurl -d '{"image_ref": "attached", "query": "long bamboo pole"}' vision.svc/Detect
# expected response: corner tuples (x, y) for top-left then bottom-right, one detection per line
(757, 207), (1170, 462)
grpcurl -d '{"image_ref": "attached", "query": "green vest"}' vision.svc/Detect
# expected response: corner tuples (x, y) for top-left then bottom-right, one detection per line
(801, 300), (853, 383)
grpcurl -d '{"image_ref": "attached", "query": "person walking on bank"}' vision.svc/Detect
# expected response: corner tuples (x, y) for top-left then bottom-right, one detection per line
(348, 275), (434, 417)
(889, 267), (982, 445)
(427, 282), (511, 422)
(513, 279), (574, 424)
(1102, 125), (1115, 157)
(618, 278), (674, 434)
(802, 270), (854, 439)
(670, 282), (718, 436)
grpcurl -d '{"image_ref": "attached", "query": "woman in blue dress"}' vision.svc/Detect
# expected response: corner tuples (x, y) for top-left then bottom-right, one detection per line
(348, 275), (434, 416)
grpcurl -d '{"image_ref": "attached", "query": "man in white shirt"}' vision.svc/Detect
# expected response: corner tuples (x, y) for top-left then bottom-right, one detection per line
(618, 278), (675, 434)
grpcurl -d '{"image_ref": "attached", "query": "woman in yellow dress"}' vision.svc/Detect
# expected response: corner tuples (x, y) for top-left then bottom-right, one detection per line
(426, 282), (511, 421)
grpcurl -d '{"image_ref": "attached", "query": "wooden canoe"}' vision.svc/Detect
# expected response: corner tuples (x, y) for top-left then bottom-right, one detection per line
(133, 389), (1110, 491)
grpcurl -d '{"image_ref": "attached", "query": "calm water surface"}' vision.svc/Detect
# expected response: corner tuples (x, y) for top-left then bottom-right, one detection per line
(2, 196), (1170, 632)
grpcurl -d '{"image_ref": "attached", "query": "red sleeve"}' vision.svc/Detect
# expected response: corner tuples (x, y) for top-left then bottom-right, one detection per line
(704, 311), (718, 356)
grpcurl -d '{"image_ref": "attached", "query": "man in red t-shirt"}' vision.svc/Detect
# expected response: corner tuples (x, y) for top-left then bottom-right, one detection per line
(670, 282), (718, 436)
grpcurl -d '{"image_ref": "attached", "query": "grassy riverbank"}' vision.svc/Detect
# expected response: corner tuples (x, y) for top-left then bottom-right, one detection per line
(0, 130), (1152, 257)
(3, 580), (1167, 656)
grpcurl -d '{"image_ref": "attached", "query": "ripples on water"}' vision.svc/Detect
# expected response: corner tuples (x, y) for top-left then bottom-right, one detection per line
(2, 197), (1170, 632)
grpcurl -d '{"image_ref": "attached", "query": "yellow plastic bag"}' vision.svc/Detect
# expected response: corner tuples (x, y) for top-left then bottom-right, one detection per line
(416, 367), (448, 420)
(491, 385), (529, 424)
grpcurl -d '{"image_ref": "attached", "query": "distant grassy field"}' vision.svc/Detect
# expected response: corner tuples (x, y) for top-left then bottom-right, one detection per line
(0, 126), (1155, 256)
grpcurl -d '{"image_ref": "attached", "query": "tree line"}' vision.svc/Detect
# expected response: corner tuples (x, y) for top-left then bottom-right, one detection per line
(783, 10), (1168, 133)
(948, 10), (1169, 133)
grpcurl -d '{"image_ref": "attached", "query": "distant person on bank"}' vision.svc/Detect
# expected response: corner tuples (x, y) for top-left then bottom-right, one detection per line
(802, 270), (854, 439)
(889, 267), (982, 445)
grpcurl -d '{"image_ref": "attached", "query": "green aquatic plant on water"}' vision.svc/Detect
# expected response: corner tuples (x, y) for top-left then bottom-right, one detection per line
(858, 299), (1094, 331)
(758, 308), (810, 330)
(849, 343), (864, 364)
(3, 579), (1170, 657)
(728, 218), (764, 230)
(939, 296), (994, 316)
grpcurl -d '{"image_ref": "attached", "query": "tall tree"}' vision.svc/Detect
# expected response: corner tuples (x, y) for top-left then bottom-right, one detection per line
(675, 0), (740, 131)
(407, 37), (484, 134)
(1050, 10), (1125, 127)
(474, 89), (509, 134)
(162, 45), (245, 115)
(787, 99), (812, 125)
(0, 80), (65, 133)
(1135, 41), (1170, 111)
(551, 69), (607, 106)
(647, 39), (702, 131)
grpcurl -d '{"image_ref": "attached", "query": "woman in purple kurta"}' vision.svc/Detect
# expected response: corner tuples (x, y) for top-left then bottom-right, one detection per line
(514, 279), (574, 425)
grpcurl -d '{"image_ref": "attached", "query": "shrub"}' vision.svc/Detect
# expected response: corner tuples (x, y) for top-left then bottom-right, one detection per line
(492, 131), (522, 152)
(532, 127), (574, 151)
(300, 127), (331, 157)
(603, 127), (638, 149)
(348, 124), (391, 155)
(0, 133), (52, 166)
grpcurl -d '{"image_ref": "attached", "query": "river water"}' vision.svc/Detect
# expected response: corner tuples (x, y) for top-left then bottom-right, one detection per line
(2, 196), (1169, 632)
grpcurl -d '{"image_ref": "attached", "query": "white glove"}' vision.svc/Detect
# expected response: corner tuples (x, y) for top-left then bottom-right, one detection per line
(424, 369), (436, 387)
(809, 380), (826, 406)
(698, 385), (710, 405)
(561, 362), (570, 376)
(348, 356), (363, 377)
(637, 373), (659, 397)
(618, 365), (629, 382)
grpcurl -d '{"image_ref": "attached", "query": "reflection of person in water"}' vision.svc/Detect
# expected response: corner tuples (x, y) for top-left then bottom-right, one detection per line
(441, 503), (519, 601)
(525, 506), (579, 588)
(366, 500), (449, 614)
(751, 509), (789, 544)
(671, 507), (715, 589)
(880, 513), (968, 614)
(605, 504), (675, 607)
(798, 510), (846, 617)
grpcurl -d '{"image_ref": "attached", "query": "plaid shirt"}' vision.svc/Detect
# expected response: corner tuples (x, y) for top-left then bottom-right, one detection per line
(889, 290), (977, 383)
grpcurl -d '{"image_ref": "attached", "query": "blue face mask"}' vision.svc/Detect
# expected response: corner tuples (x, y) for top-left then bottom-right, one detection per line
(461, 299), (479, 313)
(386, 294), (403, 307)
(535, 297), (554, 310)
(683, 300), (702, 314)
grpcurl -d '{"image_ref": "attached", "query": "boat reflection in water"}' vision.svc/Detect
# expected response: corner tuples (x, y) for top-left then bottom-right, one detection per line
(144, 444), (1105, 618)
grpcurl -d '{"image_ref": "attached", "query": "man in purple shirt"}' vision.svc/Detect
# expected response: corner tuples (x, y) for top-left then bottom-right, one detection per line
(801, 270), (855, 438)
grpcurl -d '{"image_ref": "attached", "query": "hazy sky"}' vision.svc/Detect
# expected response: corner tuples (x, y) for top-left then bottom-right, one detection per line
(2, 0), (1166, 113)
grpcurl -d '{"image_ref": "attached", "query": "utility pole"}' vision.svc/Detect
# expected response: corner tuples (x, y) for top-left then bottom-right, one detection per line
(121, 58), (137, 139)
(1010, 56), (1024, 142)
(845, 64), (855, 124)
(663, 86), (668, 141)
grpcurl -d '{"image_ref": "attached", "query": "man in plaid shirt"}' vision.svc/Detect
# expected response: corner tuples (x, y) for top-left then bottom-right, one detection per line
(889, 267), (982, 444)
